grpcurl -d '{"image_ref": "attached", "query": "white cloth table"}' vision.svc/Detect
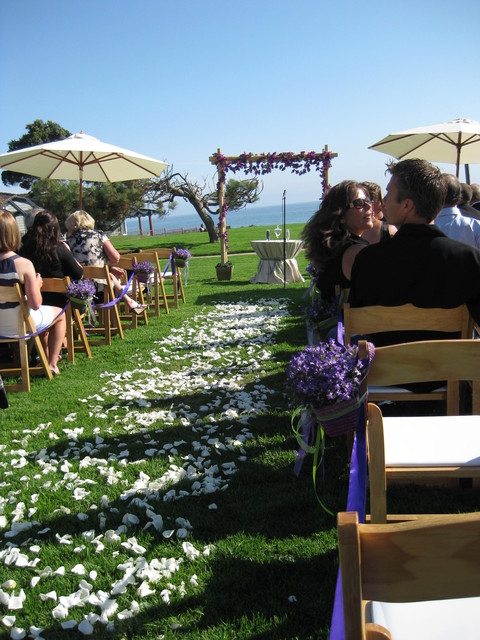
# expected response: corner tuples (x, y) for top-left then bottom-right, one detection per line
(250, 240), (304, 284)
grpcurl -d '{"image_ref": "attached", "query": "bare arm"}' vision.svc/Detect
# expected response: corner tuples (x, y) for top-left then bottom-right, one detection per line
(103, 239), (121, 266)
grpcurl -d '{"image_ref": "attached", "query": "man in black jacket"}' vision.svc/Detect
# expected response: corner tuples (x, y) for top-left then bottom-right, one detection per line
(349, 159), (480, 331)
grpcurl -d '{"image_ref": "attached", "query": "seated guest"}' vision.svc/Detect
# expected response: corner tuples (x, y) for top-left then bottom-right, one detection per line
(434, 174), (480, 248)
(20, 210), (84, 307)
(458, 183), (480, 220)
(470, 183), (480, 211)
(65, 210), (146, 314)
(0, 210), (65, 375)
(301, 181), (373, 300)
(350, 159), (480, 344)
(361, 181), (397, 244)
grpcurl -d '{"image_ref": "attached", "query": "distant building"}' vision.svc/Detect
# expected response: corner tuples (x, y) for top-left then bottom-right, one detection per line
(0, 192), (42, 236)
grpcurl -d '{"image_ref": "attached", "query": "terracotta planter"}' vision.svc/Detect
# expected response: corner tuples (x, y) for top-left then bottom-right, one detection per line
(216, 264), (234, 281)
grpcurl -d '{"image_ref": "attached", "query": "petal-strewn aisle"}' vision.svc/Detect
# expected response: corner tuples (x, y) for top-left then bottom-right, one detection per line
(0, 298), (291, 638)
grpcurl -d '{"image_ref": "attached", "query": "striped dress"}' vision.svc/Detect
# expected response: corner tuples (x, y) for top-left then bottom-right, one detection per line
(0, 254), (22, 337)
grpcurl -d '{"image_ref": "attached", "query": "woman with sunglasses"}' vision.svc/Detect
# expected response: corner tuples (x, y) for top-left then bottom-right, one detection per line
(361, 181), (397, 244)
(302, 180), (373, 300)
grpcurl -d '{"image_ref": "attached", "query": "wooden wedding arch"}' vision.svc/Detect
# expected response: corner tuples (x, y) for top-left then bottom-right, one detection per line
(209, 146), (337, 266)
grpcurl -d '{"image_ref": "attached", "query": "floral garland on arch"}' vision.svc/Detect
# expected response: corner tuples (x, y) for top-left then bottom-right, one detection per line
(210, 148), (336, 260)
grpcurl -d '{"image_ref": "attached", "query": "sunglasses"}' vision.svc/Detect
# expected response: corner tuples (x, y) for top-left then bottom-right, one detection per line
(347, 197), (372, 210)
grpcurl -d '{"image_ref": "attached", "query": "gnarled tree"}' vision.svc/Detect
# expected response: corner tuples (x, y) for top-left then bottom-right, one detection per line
(144, 168), (262, 243)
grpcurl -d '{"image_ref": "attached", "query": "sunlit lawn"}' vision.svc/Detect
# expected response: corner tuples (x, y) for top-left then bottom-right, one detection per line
(1, 229), (479, 639)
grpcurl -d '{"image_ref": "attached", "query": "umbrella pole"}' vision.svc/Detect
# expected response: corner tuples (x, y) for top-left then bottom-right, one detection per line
(79, 177), (83, 210)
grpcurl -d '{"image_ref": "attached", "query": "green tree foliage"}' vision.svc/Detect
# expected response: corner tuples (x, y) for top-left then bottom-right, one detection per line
(29, 179), (146, 232)
(1, 120), (71, 189)
(225, 178), (262, 210)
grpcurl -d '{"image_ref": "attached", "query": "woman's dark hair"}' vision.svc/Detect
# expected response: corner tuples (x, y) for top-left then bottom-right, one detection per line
(21, 210), (62, 267)
(361, 181), (383, 205)
(301, 180), (366, 271)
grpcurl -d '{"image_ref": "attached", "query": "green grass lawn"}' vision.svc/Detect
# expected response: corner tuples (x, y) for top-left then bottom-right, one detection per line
(1, 228), (479, 639)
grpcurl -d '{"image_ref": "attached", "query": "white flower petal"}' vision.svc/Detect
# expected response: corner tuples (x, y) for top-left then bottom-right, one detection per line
(1, 614), (15, 628)
(78, 619), (94, 635)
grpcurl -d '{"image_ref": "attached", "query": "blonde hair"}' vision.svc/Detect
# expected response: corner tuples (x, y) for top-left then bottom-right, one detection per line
(65, 210), (95, 235)
(0, 210), (21, 252)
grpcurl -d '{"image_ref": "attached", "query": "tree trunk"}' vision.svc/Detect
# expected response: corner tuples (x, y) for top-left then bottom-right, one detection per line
(189, 201), (219, 242)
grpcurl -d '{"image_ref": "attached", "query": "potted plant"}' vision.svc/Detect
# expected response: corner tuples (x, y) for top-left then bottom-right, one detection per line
(215, 261), (234, 281)
(133, 260), (155, 284)
(173, 248), (192, 268)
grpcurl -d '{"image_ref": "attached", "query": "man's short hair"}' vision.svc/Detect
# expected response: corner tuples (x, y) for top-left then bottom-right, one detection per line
(442, 174), (461, 207)
(387, 159), (446, 222)
(470, 183), (480, 203)
(460, 183), (473, 206)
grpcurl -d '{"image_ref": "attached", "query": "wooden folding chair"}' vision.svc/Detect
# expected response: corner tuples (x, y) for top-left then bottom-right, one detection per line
(0, 282), (53, 392)
(115, 255), (148, 329)
(344, 303), (473, 412)
(338, 510), (480, 640)
(41, 277), (92, 362)
(357, 339), (480, 523)
(143, 248), (185, 308)
(81, 265), (124, 345)
(171, 247), (186, 304)
(125, 251), (169, 316)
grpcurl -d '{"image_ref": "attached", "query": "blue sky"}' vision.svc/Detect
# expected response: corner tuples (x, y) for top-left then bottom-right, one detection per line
(1, 0), (480, 214)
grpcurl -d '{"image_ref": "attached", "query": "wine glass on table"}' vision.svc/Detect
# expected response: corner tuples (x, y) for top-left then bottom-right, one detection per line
(274, 225), (282, 239)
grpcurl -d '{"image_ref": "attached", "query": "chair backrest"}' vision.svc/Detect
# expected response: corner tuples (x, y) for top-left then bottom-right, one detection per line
(82, 264), (124, 342)
(118, 251), (170, 315)
(344, 303), (473, 344)
(359, 339), (480, 406)
(337, 510), (480, 640)
(349, 305), (474, 414)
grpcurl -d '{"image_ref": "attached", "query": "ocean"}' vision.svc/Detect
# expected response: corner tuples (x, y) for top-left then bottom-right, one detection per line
(125, 200), (320, 235)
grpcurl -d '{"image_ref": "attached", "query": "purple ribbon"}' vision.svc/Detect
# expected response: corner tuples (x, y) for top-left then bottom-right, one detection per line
(328, 401), (367, 640)
(94, 272), (134, 310)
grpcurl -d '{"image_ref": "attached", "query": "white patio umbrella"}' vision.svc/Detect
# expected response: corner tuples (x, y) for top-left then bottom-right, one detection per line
(0, 132), (169, 208)
(369, 118), (480, 178)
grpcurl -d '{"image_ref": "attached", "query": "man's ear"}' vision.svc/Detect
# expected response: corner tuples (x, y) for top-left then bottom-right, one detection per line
(403, 197), (415, 215)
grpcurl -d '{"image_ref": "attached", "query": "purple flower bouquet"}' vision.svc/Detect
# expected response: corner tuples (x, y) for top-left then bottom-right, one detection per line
(302, 296), (339, 345)
(286, 339), (373, 438)
(133, 260), (155, 284)
(173, 248), (192, 268)
(66, 279), (95, 307)
(66, 279), (96, 323)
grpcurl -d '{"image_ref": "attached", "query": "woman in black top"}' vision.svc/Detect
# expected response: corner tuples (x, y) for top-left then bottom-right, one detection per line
(361, 181), (397, 245)
(302, 181), (373, 300)
(20, 210), (84, 307)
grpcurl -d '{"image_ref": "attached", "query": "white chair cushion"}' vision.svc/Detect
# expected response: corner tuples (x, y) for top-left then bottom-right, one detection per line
(383, 415), (480, 466)
(368, 597), (480, 640)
